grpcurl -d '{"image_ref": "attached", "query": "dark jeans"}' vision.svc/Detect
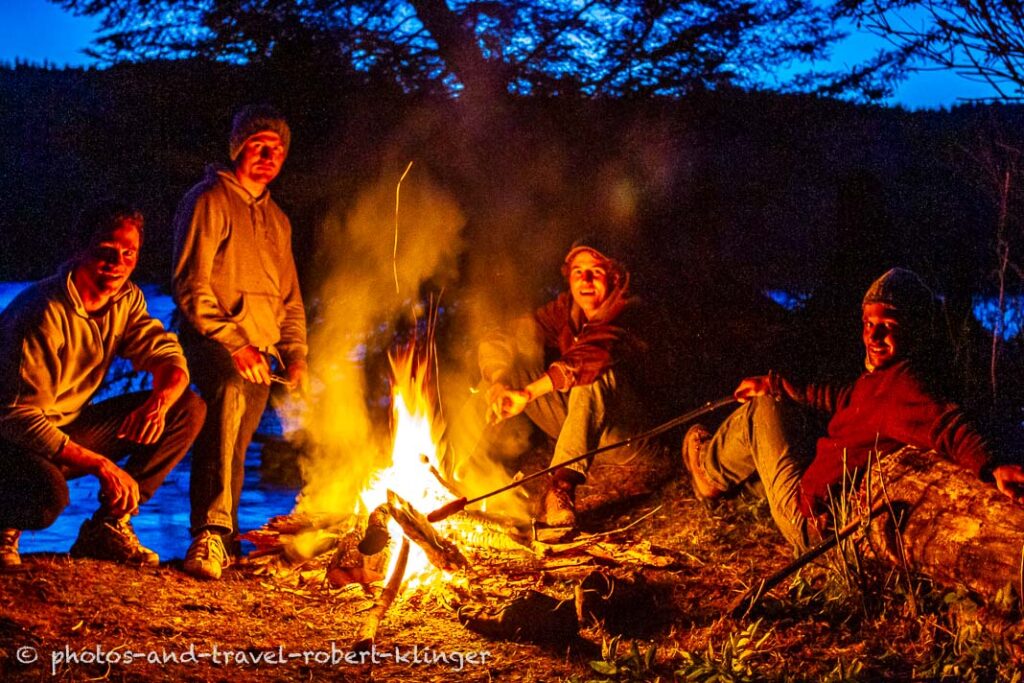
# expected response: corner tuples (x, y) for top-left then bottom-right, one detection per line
(0, 390), (205, 531)
(182, 331), (270, 537)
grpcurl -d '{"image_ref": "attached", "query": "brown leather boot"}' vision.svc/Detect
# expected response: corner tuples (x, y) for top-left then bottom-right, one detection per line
(682, 424), (725, 501)
(541, 469), (584, 528)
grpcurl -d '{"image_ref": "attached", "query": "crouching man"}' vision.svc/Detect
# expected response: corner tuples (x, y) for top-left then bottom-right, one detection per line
(0, 202), (205, 568)
(450, 240), (648, 529)
(683, 268), (1024, 551)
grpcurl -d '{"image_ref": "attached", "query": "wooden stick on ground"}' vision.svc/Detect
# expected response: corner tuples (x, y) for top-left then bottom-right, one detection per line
(353, 537), (410, 653)
(731, 499), (888, 619)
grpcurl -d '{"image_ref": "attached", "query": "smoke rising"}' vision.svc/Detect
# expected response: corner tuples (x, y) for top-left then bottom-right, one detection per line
(292, 166), (465, 516)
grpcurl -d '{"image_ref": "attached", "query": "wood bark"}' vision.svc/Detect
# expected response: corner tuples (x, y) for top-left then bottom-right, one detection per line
(387, 489), (471, 571)
(862, 447), (1024, 602)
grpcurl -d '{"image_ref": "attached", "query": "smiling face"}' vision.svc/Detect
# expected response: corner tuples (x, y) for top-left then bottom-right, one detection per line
(234, 130), (287, 191)
(74, 220), (141, 309)
(862, 303), (908, 371)
(568, 250), (610, 318)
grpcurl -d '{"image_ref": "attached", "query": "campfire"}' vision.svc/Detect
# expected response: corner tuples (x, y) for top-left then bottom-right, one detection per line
(242, 342), (680, 647)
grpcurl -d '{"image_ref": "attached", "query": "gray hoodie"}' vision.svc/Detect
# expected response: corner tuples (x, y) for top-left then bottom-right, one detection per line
(172, 164), (307, 368)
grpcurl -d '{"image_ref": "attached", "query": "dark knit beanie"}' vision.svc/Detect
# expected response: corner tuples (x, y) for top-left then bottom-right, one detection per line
(229, 104), (291, 160)
(862, 268), (935, 318)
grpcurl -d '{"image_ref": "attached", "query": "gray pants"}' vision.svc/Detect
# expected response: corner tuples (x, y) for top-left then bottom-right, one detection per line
(448, 357), (643, 488)
(182, 329), (270, 538)
(700, 396), (819, 551)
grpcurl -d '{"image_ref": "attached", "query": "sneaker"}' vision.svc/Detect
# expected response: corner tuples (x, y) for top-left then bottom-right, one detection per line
(541, 480), (578, 528)
(70, 515), (159, 566)
(0, 529), (21, 568)
(184, 529), (231, 580)
(682, 424), (725, 501)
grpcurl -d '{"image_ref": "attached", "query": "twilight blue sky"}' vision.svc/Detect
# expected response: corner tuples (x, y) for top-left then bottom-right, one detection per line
(0, 0), (1003, 108)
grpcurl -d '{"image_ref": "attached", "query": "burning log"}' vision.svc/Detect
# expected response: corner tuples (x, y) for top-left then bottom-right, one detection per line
(353, 537), (410, 653)
(357, 504), (392, 556)
(387, 490), (470, 572)
(862, 447), (1024, 604)
(327, 527), (390, 588)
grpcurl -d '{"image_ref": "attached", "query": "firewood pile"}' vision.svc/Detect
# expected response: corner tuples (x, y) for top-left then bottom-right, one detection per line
(238, 496), (684, 642)
(242, 500), (680, 589)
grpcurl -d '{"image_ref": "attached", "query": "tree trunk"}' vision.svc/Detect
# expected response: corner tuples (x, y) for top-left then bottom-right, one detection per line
(863, 447), (1024, 603)
(405, 0), (508, 102)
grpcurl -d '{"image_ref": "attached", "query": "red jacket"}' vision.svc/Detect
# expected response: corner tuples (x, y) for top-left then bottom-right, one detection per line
(775, 360), (994, 515)
(478, 270), (644, 391)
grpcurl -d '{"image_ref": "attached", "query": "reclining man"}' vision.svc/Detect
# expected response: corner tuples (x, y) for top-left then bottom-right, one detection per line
(684, 267), (1024, 551)
(0, 201), (205, 567)
(451, 239), (649, 529)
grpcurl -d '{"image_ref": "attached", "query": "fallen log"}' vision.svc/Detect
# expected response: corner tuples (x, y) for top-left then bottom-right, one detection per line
(863, 447), (1024, 605)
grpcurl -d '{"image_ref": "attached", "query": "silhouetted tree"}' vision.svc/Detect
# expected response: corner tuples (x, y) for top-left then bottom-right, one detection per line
(55, 0), (880, 98)
(838, 0), (1024, 100)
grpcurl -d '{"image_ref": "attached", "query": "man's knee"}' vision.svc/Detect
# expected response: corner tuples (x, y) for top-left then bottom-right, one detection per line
(4, 465), (70, 530)
(566, 371), (619, 410)
(32, 483), (70, 530)
(168, 389), (207, 434)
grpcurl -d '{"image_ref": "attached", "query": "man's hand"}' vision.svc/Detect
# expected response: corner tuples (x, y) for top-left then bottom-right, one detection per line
(993, 464), (1024, 504)
(285, 361), (309, 395)
(734, 376), (771, 403)
(118, 395), (167, 445)
(487, 387), (530, 425)
(232, 345), (271, 385)
(95, 459), (140, 516)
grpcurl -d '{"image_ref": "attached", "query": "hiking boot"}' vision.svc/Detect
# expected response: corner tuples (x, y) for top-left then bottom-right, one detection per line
(184, 529), (231, 580)
(0, 529), (21, 568)
(682, 424), (725, 502)
(541, 477), (578, 528)
(70, 514), (159, 566)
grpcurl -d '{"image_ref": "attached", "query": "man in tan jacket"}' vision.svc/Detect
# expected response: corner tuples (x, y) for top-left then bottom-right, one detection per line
(0, 201), (205, 568)
(173, 104), (308, 580)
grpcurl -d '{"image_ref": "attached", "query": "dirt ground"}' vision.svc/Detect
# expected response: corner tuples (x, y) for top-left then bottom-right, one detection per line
(0, 468), (1020, 683)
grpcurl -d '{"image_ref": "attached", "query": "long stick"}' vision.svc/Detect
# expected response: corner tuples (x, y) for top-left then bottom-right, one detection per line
(730, 499), (889, 619)
(427, 396), (737, 522)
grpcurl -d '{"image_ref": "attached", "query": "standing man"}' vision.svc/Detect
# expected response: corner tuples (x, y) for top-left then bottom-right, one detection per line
(173, 105), (308, 580)
(0, 201), (204, 568)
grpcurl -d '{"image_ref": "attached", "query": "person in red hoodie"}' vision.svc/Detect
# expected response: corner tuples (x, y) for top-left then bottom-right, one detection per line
(683, 268), (1024, 550)
(449, 239), (647, 529)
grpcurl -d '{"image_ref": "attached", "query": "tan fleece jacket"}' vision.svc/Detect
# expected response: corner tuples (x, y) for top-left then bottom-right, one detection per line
(0, 270), (189, 457)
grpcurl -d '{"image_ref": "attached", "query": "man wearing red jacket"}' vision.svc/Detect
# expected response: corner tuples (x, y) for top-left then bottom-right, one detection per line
(453, 240), (647, 529)
(684, 268), (1024, 550)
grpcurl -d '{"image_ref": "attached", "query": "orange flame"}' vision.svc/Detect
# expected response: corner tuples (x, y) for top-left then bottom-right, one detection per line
(358, 346), (456, 590)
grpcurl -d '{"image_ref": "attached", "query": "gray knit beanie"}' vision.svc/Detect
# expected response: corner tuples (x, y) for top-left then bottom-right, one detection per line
(229, 104), (291, 160)
(562, 236), (613, 269)
(862, 268), (935, 318)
